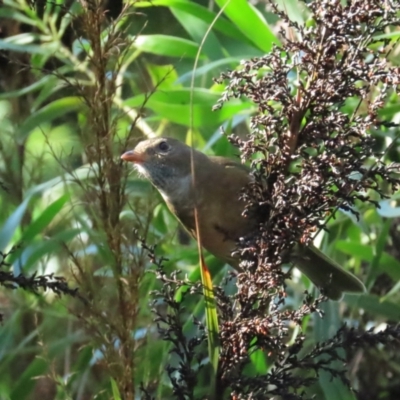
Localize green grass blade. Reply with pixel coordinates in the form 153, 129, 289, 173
199, 255, 220, 399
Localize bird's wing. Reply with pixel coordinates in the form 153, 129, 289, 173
189, 156, 254, 267
209, 156, 251, 174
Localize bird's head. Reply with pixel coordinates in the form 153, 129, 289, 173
121, 137, 203, 195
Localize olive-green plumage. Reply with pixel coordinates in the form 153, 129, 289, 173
122, 137, 365, 300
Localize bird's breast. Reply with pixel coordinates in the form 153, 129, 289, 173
159, 174, 199, 210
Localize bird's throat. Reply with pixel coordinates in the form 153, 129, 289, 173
136, 162, 198, 210
158, 174, 195, 207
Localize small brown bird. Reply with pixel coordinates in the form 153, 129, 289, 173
121, 137, 365, 300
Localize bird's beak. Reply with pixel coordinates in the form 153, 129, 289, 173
121, 150, 147, 164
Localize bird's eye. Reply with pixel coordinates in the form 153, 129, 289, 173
158, 141, 169, 152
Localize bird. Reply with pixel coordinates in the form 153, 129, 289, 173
121, 137, 365, 300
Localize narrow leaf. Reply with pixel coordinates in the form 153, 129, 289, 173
0, 197, 32, 252
200, 255, 220, 398
215, 0, 279, 52
135, 0, 253, 44
134, 34, 204, 58
18, 96, 83, 139
110, 378, 122, 400
124, 88, 253, 127
20, 194, 69, 243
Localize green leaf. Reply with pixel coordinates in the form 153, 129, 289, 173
382, 279, 400, 300
110, 378, 122, 400
135, 0, 253, 44
336, 240, 400, 282
273, 0, 308, 24
16, 229, 81, 271
171, 8, 224, 60
26, 163, 97, 197
0, 162, 98, 253
20, 195, 69, 243
345, 294, 400, 319
318, 369, 356, 400
374, 31, 400, 40
0, 197, 32, 252
134, 34, 204, 58
314, 302, 357, 400
378, 103, 400, 118
30, 73, 70, 111
177, 56, 244, 83
10, 358, 48, 400
124, 89, 253, 127
0, 75, 59, 100
367, 219, 391, 288
0, 7, 40, 27
248, 347, 268, 375
0, 166, 91, 253
146, 63, 180, 90
336, 241, 374, 260
215, 0, 279, 52
200, 257, 219, 399
0, 33, 59, 55
18, 96, 83, 139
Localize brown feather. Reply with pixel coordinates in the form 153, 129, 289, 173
122, 137, 365, 300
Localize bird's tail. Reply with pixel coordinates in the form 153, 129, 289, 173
294, 244, 366, 300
